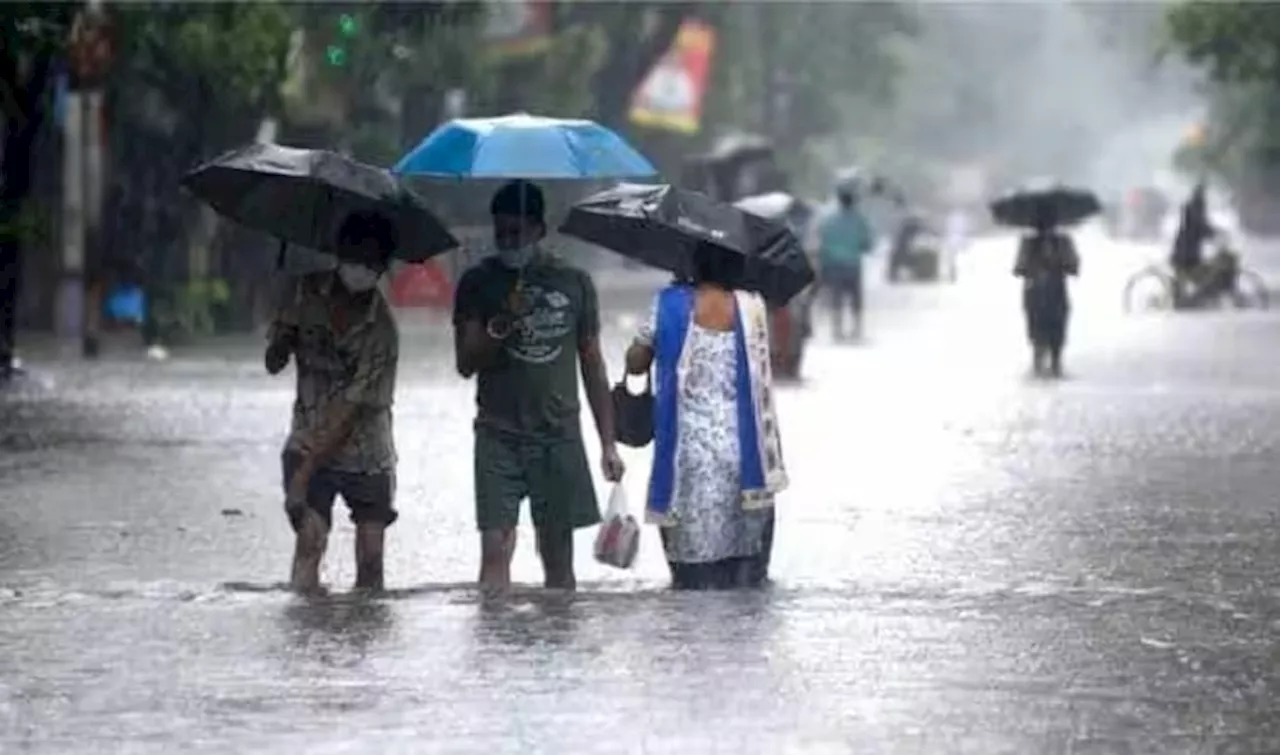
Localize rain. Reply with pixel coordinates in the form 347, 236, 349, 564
4, 1, 1280, 752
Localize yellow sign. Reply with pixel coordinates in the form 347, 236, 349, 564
629, 20, 716, 134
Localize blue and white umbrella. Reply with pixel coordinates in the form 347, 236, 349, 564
393, 112, 658, 180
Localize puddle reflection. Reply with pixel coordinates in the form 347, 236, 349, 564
278, 593, 397, 665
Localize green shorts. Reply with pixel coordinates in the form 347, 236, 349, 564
474, 427, 601, 533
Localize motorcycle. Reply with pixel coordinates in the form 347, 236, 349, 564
887, 222, 955, 283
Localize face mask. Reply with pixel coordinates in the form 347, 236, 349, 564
337, 263, 379, 293
498, 245, 536, 269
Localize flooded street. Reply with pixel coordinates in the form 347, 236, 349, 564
6, 233, 1280, 753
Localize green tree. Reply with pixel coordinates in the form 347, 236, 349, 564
1, 3, 76, 363
1164, 1, 1280, 217
103, 4, 295, 337
563, 2, 700, 128
1, 5, 72, 237
1166, 2, 1280, 85
701, 2, 913, 183
283, 4, 498, 164
111, 4, 294, 146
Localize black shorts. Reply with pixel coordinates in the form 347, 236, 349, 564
472, 427, 601, 533
281, 452, 397, 532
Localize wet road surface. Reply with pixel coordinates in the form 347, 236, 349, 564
5, 231, 1280, 753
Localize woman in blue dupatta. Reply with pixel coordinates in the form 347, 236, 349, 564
623, 244, 787, 589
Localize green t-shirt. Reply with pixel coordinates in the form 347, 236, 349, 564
453, 253, 600, 440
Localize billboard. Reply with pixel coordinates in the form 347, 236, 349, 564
628, 19, 716, 134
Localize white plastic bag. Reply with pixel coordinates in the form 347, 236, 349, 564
593, 484, 640, 569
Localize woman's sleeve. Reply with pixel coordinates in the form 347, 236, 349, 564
634, 292, 659, 347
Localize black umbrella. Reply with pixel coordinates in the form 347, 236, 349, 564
990, 182, 1101, 228
560, 183, 815, 306
182, 144, 459, 263
703, 132, 774, 163
733, 191, 814, 226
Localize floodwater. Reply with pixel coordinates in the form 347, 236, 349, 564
5, 232, 1280, 753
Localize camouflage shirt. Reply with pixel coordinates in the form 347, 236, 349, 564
270, 273, 399, 473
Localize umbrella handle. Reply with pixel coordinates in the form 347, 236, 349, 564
276, 239, 286, 270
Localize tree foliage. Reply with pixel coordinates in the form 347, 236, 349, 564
4, 1, 930, 338
1166, 2, 1280, 86
0, 3, 75, 223
1164, 1, 1280, 184
111, 4, 294, 144
694, 2, 912, 188
101, 4, 296, 306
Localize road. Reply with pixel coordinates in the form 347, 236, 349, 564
4, 230, 1280, 753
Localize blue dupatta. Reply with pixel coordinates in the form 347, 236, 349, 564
647, 285, 766, 520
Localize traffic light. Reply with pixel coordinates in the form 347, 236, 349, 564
326, 13, 359, 67
338, 13, 358, 37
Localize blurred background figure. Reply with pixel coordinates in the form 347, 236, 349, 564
1169, 181, 1215, 305
1014, 208, 1079, 378
885, 207, 952, 284
944, 207, 970, 260
817, 183, 875, 340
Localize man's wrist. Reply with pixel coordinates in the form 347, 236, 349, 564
486, 315, 513, 340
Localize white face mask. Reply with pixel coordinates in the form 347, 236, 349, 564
337, 263, 380, 293
498, 245, 536, 269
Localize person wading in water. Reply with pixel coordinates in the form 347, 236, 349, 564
1014, 207, 1079, 378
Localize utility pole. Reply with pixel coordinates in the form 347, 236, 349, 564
81, 0, 106, 357
62, 0, 111, 356
57, 78, 85, 349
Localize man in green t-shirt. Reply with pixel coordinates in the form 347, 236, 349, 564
453, 180, 625, 592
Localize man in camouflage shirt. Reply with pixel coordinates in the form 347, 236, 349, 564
266, 211, 400, 593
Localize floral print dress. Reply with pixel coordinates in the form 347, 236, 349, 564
661, 322, 772, 564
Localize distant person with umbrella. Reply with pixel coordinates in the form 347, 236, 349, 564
1013, 205, 1080, 377
452, 180, 625, 593
816, 184, 875, 340
992, 183, 1095, 377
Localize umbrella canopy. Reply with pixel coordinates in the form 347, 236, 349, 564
990, 182, 1101, 228
182, 144, 458, 263
393, 112, 659, 179
733, 191, 801, 220
734, 192, 815, 237
701, 132, 774, 164
561, 183, 815, 306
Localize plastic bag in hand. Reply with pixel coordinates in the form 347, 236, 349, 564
593, 484, 640, 569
